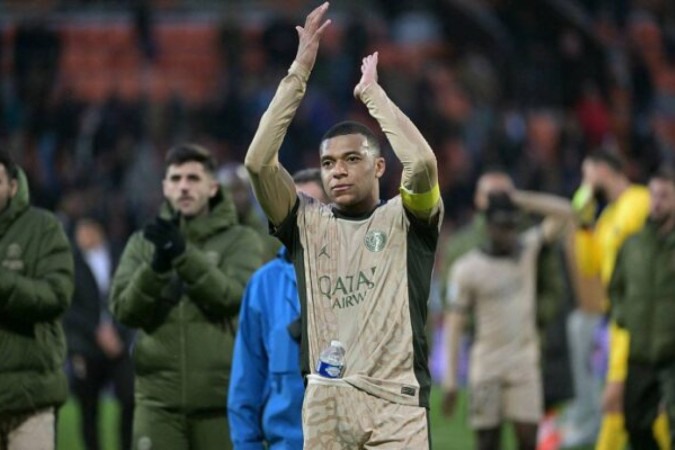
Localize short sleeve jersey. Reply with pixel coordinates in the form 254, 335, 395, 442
275, 194, 441, 407
447, 228, 544, 384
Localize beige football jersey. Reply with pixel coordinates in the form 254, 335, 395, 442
448, 228, 544, 385
276, 194, 441, 407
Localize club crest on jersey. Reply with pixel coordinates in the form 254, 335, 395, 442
364, 230, 386, 252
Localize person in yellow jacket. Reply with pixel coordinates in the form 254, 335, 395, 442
572, 150, 668, 450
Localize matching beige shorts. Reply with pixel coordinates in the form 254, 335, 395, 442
469, 376, 543, 429
302, 375, 429, 449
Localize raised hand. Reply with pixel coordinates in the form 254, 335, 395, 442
294, 2, 331, 72
354, 52, 378, 98
143, 216, 186, 273
354, 51, 379, 100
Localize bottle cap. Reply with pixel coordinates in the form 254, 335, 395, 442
331, 340, 344, 348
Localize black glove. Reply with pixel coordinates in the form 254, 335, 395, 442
143, 216, 186, 273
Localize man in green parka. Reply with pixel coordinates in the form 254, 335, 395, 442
110, 144, 262, 450
609, 167, 675, 449
0, 150, 74, 450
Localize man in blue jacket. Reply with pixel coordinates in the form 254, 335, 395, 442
228, 169, 327, 450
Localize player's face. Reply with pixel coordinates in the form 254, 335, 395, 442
0, 165, 18, 214
163, 162, 218, 218
320, 133, 385, 214
75, 220, 105, 251
649, 178, 675, 224
487, 221, 518, 254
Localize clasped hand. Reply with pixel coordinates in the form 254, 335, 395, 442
143, 216, 186, 272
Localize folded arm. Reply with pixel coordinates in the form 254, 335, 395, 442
0, 218, 74, 322
175, 227, 262, 319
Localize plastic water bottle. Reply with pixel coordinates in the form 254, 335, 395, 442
316, 340, 346, 378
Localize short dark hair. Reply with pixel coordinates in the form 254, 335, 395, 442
165, 143, 216, 174
320, 121, 380, 156
0, 150, 19, 180
586, 149, 624, 173
650, 166, 675, 186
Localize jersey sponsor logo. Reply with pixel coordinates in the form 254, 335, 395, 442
318, 266, 377, 309
364, 230, 387, 252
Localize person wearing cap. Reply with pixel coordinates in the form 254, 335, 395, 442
441, 190, 575, 450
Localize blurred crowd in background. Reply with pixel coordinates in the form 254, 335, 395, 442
1, 1, 675, 449
0, 0, 674, 252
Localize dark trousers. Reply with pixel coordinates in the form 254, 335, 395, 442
624, 360, 675, 450
70, 354, 134, 450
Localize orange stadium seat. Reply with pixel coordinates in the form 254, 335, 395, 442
57, 21, 221, 104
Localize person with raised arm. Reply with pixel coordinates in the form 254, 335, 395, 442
245, 3, 442, 448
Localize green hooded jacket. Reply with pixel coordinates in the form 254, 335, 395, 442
0, 170, 74, 414
110, 188, 262, 412
610, 222, 675, 365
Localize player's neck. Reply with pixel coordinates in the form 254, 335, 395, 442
332, 199, 383, 219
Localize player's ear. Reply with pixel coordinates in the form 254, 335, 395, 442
374, 156, 385, 178
9, 178, 17, 198
208, 177, 218, 198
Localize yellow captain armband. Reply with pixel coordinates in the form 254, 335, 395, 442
400, 184, 441, 213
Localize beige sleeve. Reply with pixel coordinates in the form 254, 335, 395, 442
244, 62, 310, 226
358, 83, 439, 198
